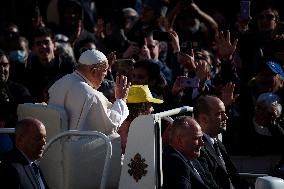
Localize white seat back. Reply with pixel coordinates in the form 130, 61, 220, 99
17, 103, 68, 189
17, 103, 122, 189
62, 133, 121, 189
255, 176, 284, 189
17, 103, 68, 139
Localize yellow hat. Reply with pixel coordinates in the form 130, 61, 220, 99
127, 85, 164, 104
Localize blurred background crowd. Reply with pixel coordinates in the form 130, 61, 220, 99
0, 0, 283, 160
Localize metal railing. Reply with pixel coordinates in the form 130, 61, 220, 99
153, 106, 193, 189
154, 106, 193, 118
0, 128, 15, 134
43, 130, 112, 189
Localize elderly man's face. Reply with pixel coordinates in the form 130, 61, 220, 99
180, 119, 204, 159
90, 61, 109, 88
19, 122, 47, 160
255, 68, 283, 93
254, 103, 281, 126
0, 55, 10, 84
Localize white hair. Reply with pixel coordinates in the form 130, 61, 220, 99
256, 92, 282, 117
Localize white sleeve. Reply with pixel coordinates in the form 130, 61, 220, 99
109, 99, 129, 125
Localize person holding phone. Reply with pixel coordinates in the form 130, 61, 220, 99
126, 0, 168, 56
171, 48, 214, 107
237, 5, 282, 83
167, 0, 218, 49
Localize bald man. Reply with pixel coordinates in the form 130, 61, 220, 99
162, 116, 219, 189
0, 118, 48, 189
194, 95, 242, 189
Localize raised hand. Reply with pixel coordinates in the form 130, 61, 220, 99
172, 76, 186, 95
122, 42, 141, 58
107, 51, 116, 71
213, 31, 238, 61
169, 30, 180, 53
139, 38, 151, 60
177, 50, 196, 72
220, 82, 239, 107
195, 60, 209, 83
94, 18, 105, 39
69, 20, 82, 46
115, 75, 131, 101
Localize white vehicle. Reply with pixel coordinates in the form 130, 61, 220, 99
1, 103, 283, 189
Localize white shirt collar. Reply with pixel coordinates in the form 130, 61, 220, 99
74, 70, 95, 88
203, 133, 216, 146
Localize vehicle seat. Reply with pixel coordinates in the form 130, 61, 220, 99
17, 103, 122, 189
255, 176, 284, 189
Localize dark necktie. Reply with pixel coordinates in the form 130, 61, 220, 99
213, 140, 235, 189
31, 162, 45, 189
188, 160, 204, 184
213, 140, 226, 168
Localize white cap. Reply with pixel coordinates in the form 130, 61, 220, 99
78, 49, 107, 65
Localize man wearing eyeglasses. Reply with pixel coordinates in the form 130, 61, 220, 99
48, 49, 130, 134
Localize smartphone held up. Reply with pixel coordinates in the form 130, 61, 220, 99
152, 30, 172, 42
240, 1, 251, 20
180, 77, 200, 88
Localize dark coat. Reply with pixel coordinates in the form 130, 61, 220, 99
0, 148, 48, 189
198, 137, 242, 189
163, 145, 218, 189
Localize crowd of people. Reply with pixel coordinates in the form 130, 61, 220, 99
0, 0, 284, 188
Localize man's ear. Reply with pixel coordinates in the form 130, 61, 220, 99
158, 41, 163, 53
52, 40, 56, 51
90, 65, 97, 73
279, 76, 284, 87
176, 134, 184, 148
199, 113, 208, 125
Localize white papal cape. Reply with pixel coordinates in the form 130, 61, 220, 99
48, 71, 129, 134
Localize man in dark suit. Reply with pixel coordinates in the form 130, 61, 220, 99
162, 116, 219, 189
194, 95, 242, 189
0, 118, 48, 189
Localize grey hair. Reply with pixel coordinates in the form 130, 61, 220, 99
168, 116, 193, 144
256, 92, 282, 117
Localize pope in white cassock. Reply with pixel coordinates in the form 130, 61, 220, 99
48, 49, 130, 134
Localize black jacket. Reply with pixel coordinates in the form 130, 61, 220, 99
163, 145, 219, 189
0, 148, 48, 189
198, 137, 242, 189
